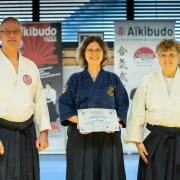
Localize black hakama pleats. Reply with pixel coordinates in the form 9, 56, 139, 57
66, 125, 126, 180
0, 116, 39, 180
138, 124, 180, 180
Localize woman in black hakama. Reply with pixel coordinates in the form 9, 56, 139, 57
59, 36, 129, 180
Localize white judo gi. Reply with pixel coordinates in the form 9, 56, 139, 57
125, 68, 180, 142
0, 49, 51, 131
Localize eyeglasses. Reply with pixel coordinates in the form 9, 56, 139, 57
159, 54, 178, 59
1, 30, 21, 35
86, 48, 103, 54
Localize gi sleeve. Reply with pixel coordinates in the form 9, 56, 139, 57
114, 77, 129, 127
34, 71, 51, 132
124, 77, 147, 143
58, 75, 77, 126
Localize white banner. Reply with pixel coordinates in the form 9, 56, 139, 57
114, 20, 175, 153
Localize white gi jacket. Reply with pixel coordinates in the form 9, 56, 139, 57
125, 68, 180, 143
0, 49, 51, 132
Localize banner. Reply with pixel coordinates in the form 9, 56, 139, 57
114, 20, 175, 153
21, 22, 66, 154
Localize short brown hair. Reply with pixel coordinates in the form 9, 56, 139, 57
76, 36, 110, 68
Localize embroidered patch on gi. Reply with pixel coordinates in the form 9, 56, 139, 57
63, 84, 68, 93
107, 87, 114, 96
23, 75, 32, 85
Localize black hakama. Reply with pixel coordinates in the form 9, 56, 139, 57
0, 116, 39, 180
66, 125, 126, 180
138, 124, 180, 180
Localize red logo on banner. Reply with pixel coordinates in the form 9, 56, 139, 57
117, 26, 125, 36
23, 75, 32, 85
134, 47, 156, 61
21, 24, 59, 67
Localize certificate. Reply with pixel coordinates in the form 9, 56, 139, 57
77, 108, 119, 133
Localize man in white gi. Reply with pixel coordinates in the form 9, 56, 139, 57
125, 39, 180, 180
0, 17, 51, 180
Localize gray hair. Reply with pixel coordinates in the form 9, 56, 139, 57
0, 17, 21, 30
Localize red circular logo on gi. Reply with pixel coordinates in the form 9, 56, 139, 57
23, 75, 32, 85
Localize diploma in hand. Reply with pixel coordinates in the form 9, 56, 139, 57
77, 108, 119, 133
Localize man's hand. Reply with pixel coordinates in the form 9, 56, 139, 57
36, 130, 49, 152
0, 140, 4, 155
135, 142, 148, 164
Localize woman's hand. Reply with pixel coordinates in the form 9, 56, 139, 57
118, 118, 123, 128
135, 142, 148, 164
69, 115, 91, 134
118, 118, 126, 128
68, 115, 78, 123
0, 140, 5, 155
77, 120, 91, 134
105, 118, 123, 133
